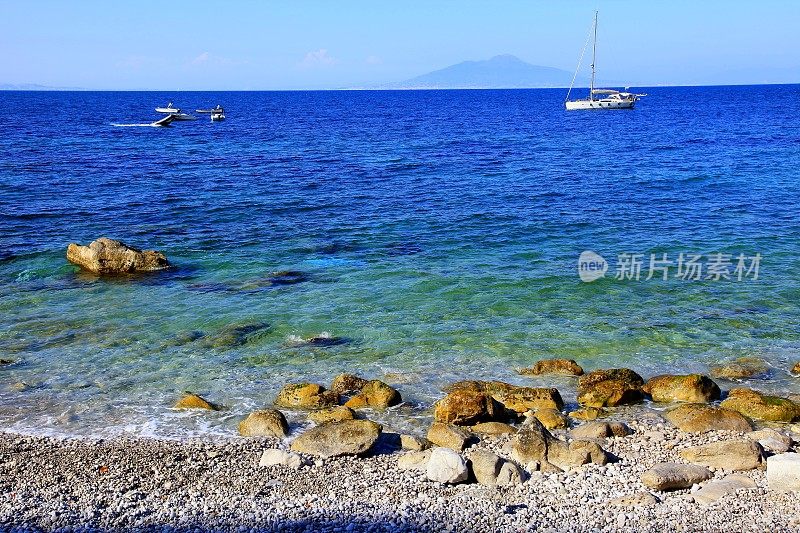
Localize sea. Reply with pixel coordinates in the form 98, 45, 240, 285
0, 85, 799, 438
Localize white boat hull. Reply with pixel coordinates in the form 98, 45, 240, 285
211, 113, 225, 121
565, 99, 635, 110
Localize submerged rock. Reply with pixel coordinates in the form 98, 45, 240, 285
290, 419, 381, 458
0, 359, 14, 366
308, 406, 355, 424
286, 332, 347, 348
710, 357, 770, 380
664, 403, 752, 433
203, 322, 270, 349
174, 393, 219, 410
641, 462, 712, 491
274, 383, 340, 410
643, 374, 721, 403
679, 439, 763, 471
238, 409, 289, 438
433, 389, 505, 426
720, 388, 800, 422
66, 237, 170, 274
264, 270, 309, 286
344, 380, 401, 409
577, 368, 644, 407
518, 358, 584, 376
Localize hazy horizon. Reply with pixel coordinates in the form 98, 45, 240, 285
2, 0, 799, 90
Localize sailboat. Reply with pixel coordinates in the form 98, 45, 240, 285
565, 12, 645, 110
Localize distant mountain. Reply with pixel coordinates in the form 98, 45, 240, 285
0, 83, 87, 91
388, 54, 584, 89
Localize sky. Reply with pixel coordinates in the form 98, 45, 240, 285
1, 0, 799, 90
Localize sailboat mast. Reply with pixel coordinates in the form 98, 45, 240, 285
590, 11, 597, 101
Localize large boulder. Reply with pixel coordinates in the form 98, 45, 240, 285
720, 388, 800, 422
343, 380, 402, 409
330, 373, 369, 394
510, 417, 608, 471
426, 448, 468, 484
426, 422, 470, 450
274, 383, 340, 410
239, 409, 289, 438
767, 453, 800, 491
679, 440, 764, 471
433, 389, 505, 425
664, 403, 752, 433
643, 374, 720, 403
641, 463, 712, 491
444, 380, 563, 413
577, 368, 644, 407
289, 420, 381, 458
174, 393, 218, 410
518, 359, 584, 376
67, 238, 169, 274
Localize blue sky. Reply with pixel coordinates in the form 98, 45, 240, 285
1, 0, 799, 89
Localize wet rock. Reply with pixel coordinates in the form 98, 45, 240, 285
274, 383, 340, 410
397, 449, 432, 471
767, 453, 800, 491
400, 434, 430, 451
427, 422, 471, 450
518, 359, 584, 376
426, 448, 468, 484
289, 419, 381, 458
174, 393, 218, 410
747, 428, 792, 453
162, 330, 205, 348
577, 368, 644, 407
10, 381, 30, 392
679, 440, 763, 471
568, 407, 609, 421
265, 270, 309, 286
330, 373, 369, 394
641, 463, 713, 491
444, 380, 563, 412
470, 422, 517, 435
720, 388, 800, 422
710, 357, 769, 380
66, 237, 170, 274
259, 449, 305, 469
286, 332, 347, 347
643, 374, 721, 403
238, 409, 289, 438
204, 322, 270, 349
792, 362, 800, 375
531, 408, 568, 430
0, 359, 15, 366
308, 406, 355, 424
344, 380, 401, 409
433, 389, 505, 425
692, 475, 756, 505
571, 421, 632, 440
664, 403, 753, 433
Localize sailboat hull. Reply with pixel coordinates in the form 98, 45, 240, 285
565, 99, 635, 110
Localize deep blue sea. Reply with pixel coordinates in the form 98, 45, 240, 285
1, 86, 799, 437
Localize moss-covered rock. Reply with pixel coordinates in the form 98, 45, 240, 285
664, 403, 752, 433
274, 383, 340, 410
643, 374, 721, 403
577, 368, 644, 407
720, 388, 800, 422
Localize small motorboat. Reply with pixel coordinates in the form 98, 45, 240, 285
210, 105, 225, 121
171, 113, 197, 121
151, 114, 176, 127
155, 102, 180, 114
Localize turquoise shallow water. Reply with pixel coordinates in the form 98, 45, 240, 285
0, 86, 799, 437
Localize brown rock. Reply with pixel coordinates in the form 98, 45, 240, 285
710, 358, 769, 380
720, 388, 800, 423
664, 403, 752, 433
433, 389, 504, 425
427, 422, 471, 450
641, 463, 712, 491
443, 380, 563, 413
238, 409, 289, 438
344, 380, 401, 409
330, 373, 368, 394
470, 422, 517, 435
577, 368, 644, 407
400, 434, 430, 451
531, 408, 568, 430
792, 362, 800, 375
568, 407, 609, 421
290, 419, 381, 458
643, 374, 721, 403
274, 383, 340, 410
308, 406, 355, 424
174, 393, 218, 410
510, 417, 608, 470
679, 440, 764, 471
571, 421, 632, 440
66, 238, 170, 274
518, 358, 584, 376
